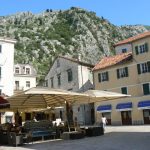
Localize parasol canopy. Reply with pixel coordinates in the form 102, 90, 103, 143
7, 87, 89, 110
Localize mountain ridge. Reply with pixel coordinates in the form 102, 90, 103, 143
0, 7, 149, 81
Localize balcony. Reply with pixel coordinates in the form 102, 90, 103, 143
14, 86, 24, 94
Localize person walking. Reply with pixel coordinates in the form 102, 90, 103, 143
101, 114, 108, 131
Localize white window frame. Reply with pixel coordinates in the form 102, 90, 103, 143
101, 72, 107, 82
26, 68, 30, 74
26, 81, 30, 88
15, 67, 20, 74
119, 68, 127, 78
140, 62, 148, 73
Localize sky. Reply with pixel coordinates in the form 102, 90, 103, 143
0, 0, 149, 26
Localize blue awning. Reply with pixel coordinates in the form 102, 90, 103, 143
138, 100, 150, 109
97, 104, 112, 112
116, 102, 132, 111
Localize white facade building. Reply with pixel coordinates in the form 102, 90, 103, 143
45, 56, 95, 125
14, 64, 37, 93
0, 37, 16, 124
0, 37, 16, 96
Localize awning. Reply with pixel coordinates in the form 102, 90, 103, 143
138, 100, 150, 109
97, 104, 111, 112
116, 102, 132, 111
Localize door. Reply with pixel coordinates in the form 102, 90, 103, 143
102, 112, 111, 125
121, 111, 132, 125
143, 110, 150, 124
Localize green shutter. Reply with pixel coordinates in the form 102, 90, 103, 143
137, 64, 141, 74
125, 67, 128, 77
121, 87, 127, 94
147, 61, 150, 72
135, 46, 139, 55
143, 83, 150, 95
117, 69, 120, 79
145, 43, 148, 52
98, 73, 101, 82
106, 71, 109, 81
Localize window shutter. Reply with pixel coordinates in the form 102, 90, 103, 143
145, 43, 148, 52
143, 83, 150, 95
117, 69, 120, 79
106, 71, 109, 81
98, 73, 101, 82
135, 46, 139, 55
125, 67, 128, 77
147, 61, 150, 72
137, 64, 141, 74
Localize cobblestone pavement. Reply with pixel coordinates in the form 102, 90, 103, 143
0, 125, 150, 150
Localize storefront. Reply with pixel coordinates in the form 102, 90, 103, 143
138, 100, 150, 124
116, 102, 132, 125
97, 104, 112, 125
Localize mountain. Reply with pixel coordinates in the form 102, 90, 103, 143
0, 7, 149, 81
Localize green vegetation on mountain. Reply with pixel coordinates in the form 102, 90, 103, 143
0, 7, 149, 81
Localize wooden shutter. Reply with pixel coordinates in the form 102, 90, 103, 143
98, 73, 101, 82
143, 83, 150, 95
117, 69, 120, 79
106, 71, 109, 81
137, 64, 141, 74
147, 61, 150, 72
125, 67, 128, 77
135, 46, 139, 55
145, 43, 148, 52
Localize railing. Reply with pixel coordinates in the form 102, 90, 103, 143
14, 86, 24, 91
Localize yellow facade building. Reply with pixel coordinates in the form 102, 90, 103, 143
93, 31, 150, 125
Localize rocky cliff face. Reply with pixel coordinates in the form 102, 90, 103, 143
0, 7, 148, 80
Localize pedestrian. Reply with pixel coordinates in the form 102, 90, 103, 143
101, 114, 108, 131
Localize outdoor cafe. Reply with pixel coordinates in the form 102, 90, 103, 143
0, 87, 129, 146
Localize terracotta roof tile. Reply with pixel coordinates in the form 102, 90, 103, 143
114, 31, 150, 46
93, 52, 132, 71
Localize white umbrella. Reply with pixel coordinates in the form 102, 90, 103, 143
84, 90, 130, 103
8, 87, 89, 110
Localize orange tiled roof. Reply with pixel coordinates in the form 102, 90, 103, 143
93, 52, 132, 71
114, 31, 150, 47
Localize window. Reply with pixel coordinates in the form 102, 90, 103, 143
15, 67, 20, 74
50, 77, 54, 88
137, 61, 150, 74
135, 43, 148, 55
57, 59, 60, 68
0, 45, 2, 53
15, 81, 19, 90
122, 48, 127, 53
5, 116, 12, 123
143, 83, 150, 95
26, 81, 30, 88
98, 72, 109, 82
26, 68, 30, 74
57, 74, 61, 86
45, 80, 48, 87
117, 67, 128, 79
67, 69, 73, 82
121, 87, 128, 94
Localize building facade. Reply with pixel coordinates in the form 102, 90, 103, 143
45, 56, 94, 125
14, 64, 37, 93
93, 31, 150, 125
0, 38, 16, 96
0, 37, 16, 124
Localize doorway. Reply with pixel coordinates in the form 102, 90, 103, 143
143, 109, 150, 124
121, 111, 132, 125
102, 112, 111, 125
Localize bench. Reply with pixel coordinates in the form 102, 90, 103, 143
22, 120, 56, 143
